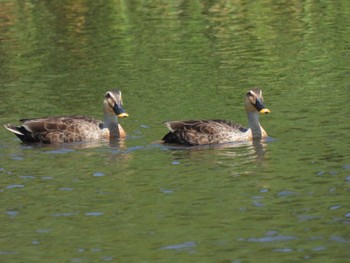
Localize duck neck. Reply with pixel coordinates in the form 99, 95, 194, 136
247, 111, 263, 139
103, 113, 120, 138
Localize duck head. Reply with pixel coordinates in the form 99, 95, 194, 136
104, 90, 129, 118
245, 88, 270, 114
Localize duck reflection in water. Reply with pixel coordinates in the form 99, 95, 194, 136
162, 138, 270, 163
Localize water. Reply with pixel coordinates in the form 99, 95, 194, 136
1, 1, 350, 262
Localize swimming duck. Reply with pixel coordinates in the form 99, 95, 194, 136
162, 88, 270, 146
4, 90, 128, 144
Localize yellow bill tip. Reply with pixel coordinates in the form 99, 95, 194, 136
260, 108, 271, 114
118, 113, 129, 118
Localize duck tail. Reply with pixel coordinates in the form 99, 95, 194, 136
4, 125, 24, 135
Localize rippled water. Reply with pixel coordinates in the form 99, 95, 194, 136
0, 1, 349, 262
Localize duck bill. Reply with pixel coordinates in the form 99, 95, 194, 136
118, 112, 129, 118
255, 100, 271, 114
113, 104, 129, 118
259, 108, 270, 114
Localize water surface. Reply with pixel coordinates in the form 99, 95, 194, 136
0, 1, 349, 262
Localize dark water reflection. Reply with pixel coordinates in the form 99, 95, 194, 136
1, 1, 350, 262
161, 139, 270, 165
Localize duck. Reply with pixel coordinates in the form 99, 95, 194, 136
4, 90, 129, 144
162, 88, 270, 146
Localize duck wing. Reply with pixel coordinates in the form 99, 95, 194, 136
162, 120, 247, 146
5, 116, 102, 143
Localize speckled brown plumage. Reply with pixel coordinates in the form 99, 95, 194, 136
162, 120, 248, 146
4, 90, 128, 144
162, 88, 270, 146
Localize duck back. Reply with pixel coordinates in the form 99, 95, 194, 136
7, 116, 103, 143
162, 120, 247, 146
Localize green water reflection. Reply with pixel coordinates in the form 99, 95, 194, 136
0, 1, 349, 262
